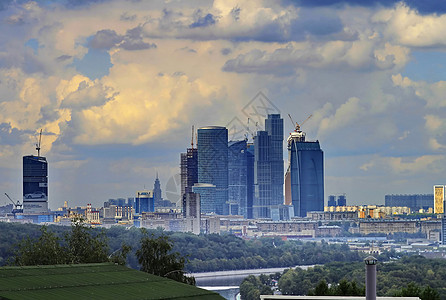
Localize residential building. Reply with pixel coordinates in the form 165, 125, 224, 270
385, 194, 434, 211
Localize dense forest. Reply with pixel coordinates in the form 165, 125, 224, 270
0, 222, 375, 272
240, 255, 444, 300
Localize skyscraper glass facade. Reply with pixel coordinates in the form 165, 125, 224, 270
246, 143, 255, 219
197, 126, 228, 215
288, 138, 324, 217
254, 131, 271, 218
265, 114, 284, 207
23, 155, 48, 214
228, 140, 248, 217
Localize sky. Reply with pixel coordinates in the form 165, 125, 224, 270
1, 0, 446, 209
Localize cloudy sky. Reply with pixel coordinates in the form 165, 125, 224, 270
1, 0, 446, 209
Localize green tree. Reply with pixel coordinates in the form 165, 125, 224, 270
420, 285, 440, 300
314, 280, 329, 296
136, 230, 195, 285
12, 226, 67, 266
65, 218, 109, 264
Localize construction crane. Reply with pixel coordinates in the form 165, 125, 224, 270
288, 114, 312, 132
36, 129, 42, 157
5, 193, 23, 214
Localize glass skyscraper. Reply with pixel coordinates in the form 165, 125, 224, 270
246, 143, 255, 219
253, 114, 284, 219
287, 129, 324, 217
228, 140, 248, 216
197, 126, 228, 215
265, 114, 284, 207
254, 130, 271, 218
23, 155, 48, 214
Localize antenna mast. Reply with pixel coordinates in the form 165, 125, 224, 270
36, 129, 42, 157
191, 125, 194, 149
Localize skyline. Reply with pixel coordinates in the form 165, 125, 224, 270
1, 0, 446, 209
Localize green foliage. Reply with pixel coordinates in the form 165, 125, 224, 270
393, 282, 440, 300
12, 226, 67, 266
10, 219, 117, 266
65, 218, 109, 264
136, 229, 195, 285
240, 275, 273, 300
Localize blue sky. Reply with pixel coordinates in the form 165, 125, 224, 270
1, 0, 446, 209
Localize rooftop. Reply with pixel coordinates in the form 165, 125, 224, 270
0, 263, 223, 300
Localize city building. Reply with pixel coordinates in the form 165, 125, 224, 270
328, 195, 336, 207
228, 140, 248, 216
434, 186, 445, 214
246, 143, 255, 219
337, 195, 346, 206
265, 114, 284, 208
286, 123, 324, 217
192, 183, 216, 214
182, 192, 201, 234
180, 148, 198, 200
22, 155, 49, 214
153, 173, 163, 206
197, 126, 228, 215
135, 190, 154, 214
385, 194, 434, 211
254, 130, 271, 218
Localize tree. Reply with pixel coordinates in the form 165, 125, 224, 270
136, 230, 195, 285
12, 226, 67, 266
420, 285, 440, 300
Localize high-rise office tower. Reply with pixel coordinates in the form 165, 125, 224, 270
197, 126, 228, 215
286, 124, 324, 217
228, 140, 248, 216
23, 155, 48, 214
180, 148, 198, 198
135, 190, 154, 214
254, 130, 272, 218
246, 143, 255, 219
265, 114, 284, 207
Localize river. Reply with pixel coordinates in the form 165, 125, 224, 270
192, 265, 315, 300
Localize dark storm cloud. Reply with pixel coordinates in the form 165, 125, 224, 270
285, 0, 446, 14
88, 27, 156, 51
189, 10, 217, 28
89, 29, 123, 50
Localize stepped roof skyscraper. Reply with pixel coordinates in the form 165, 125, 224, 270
285, 119, 324, 217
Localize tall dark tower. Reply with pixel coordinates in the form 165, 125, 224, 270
286, 118, 324, 217
23, 155, 48, 214
228, 140, 248, 216
254, 130, 271, 218
265, 114, 284, 207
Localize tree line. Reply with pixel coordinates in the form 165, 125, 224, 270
4, 220, 194, 285
240, 255, 444, 300
0, 222, 373, 273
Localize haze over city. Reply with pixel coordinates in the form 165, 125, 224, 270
1, 0, 446, 209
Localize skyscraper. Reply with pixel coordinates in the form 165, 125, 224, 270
254, 130, 271, 218
135, 190, 154, 214
153, 173, 163, 206
228, 140, 248, 216
197, 126, 228, 215
180, 148, 198, 198
23, 155, 48, 214
265, 114, 284, 207
286, 126, 324, 217
246, 143, 255, 219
